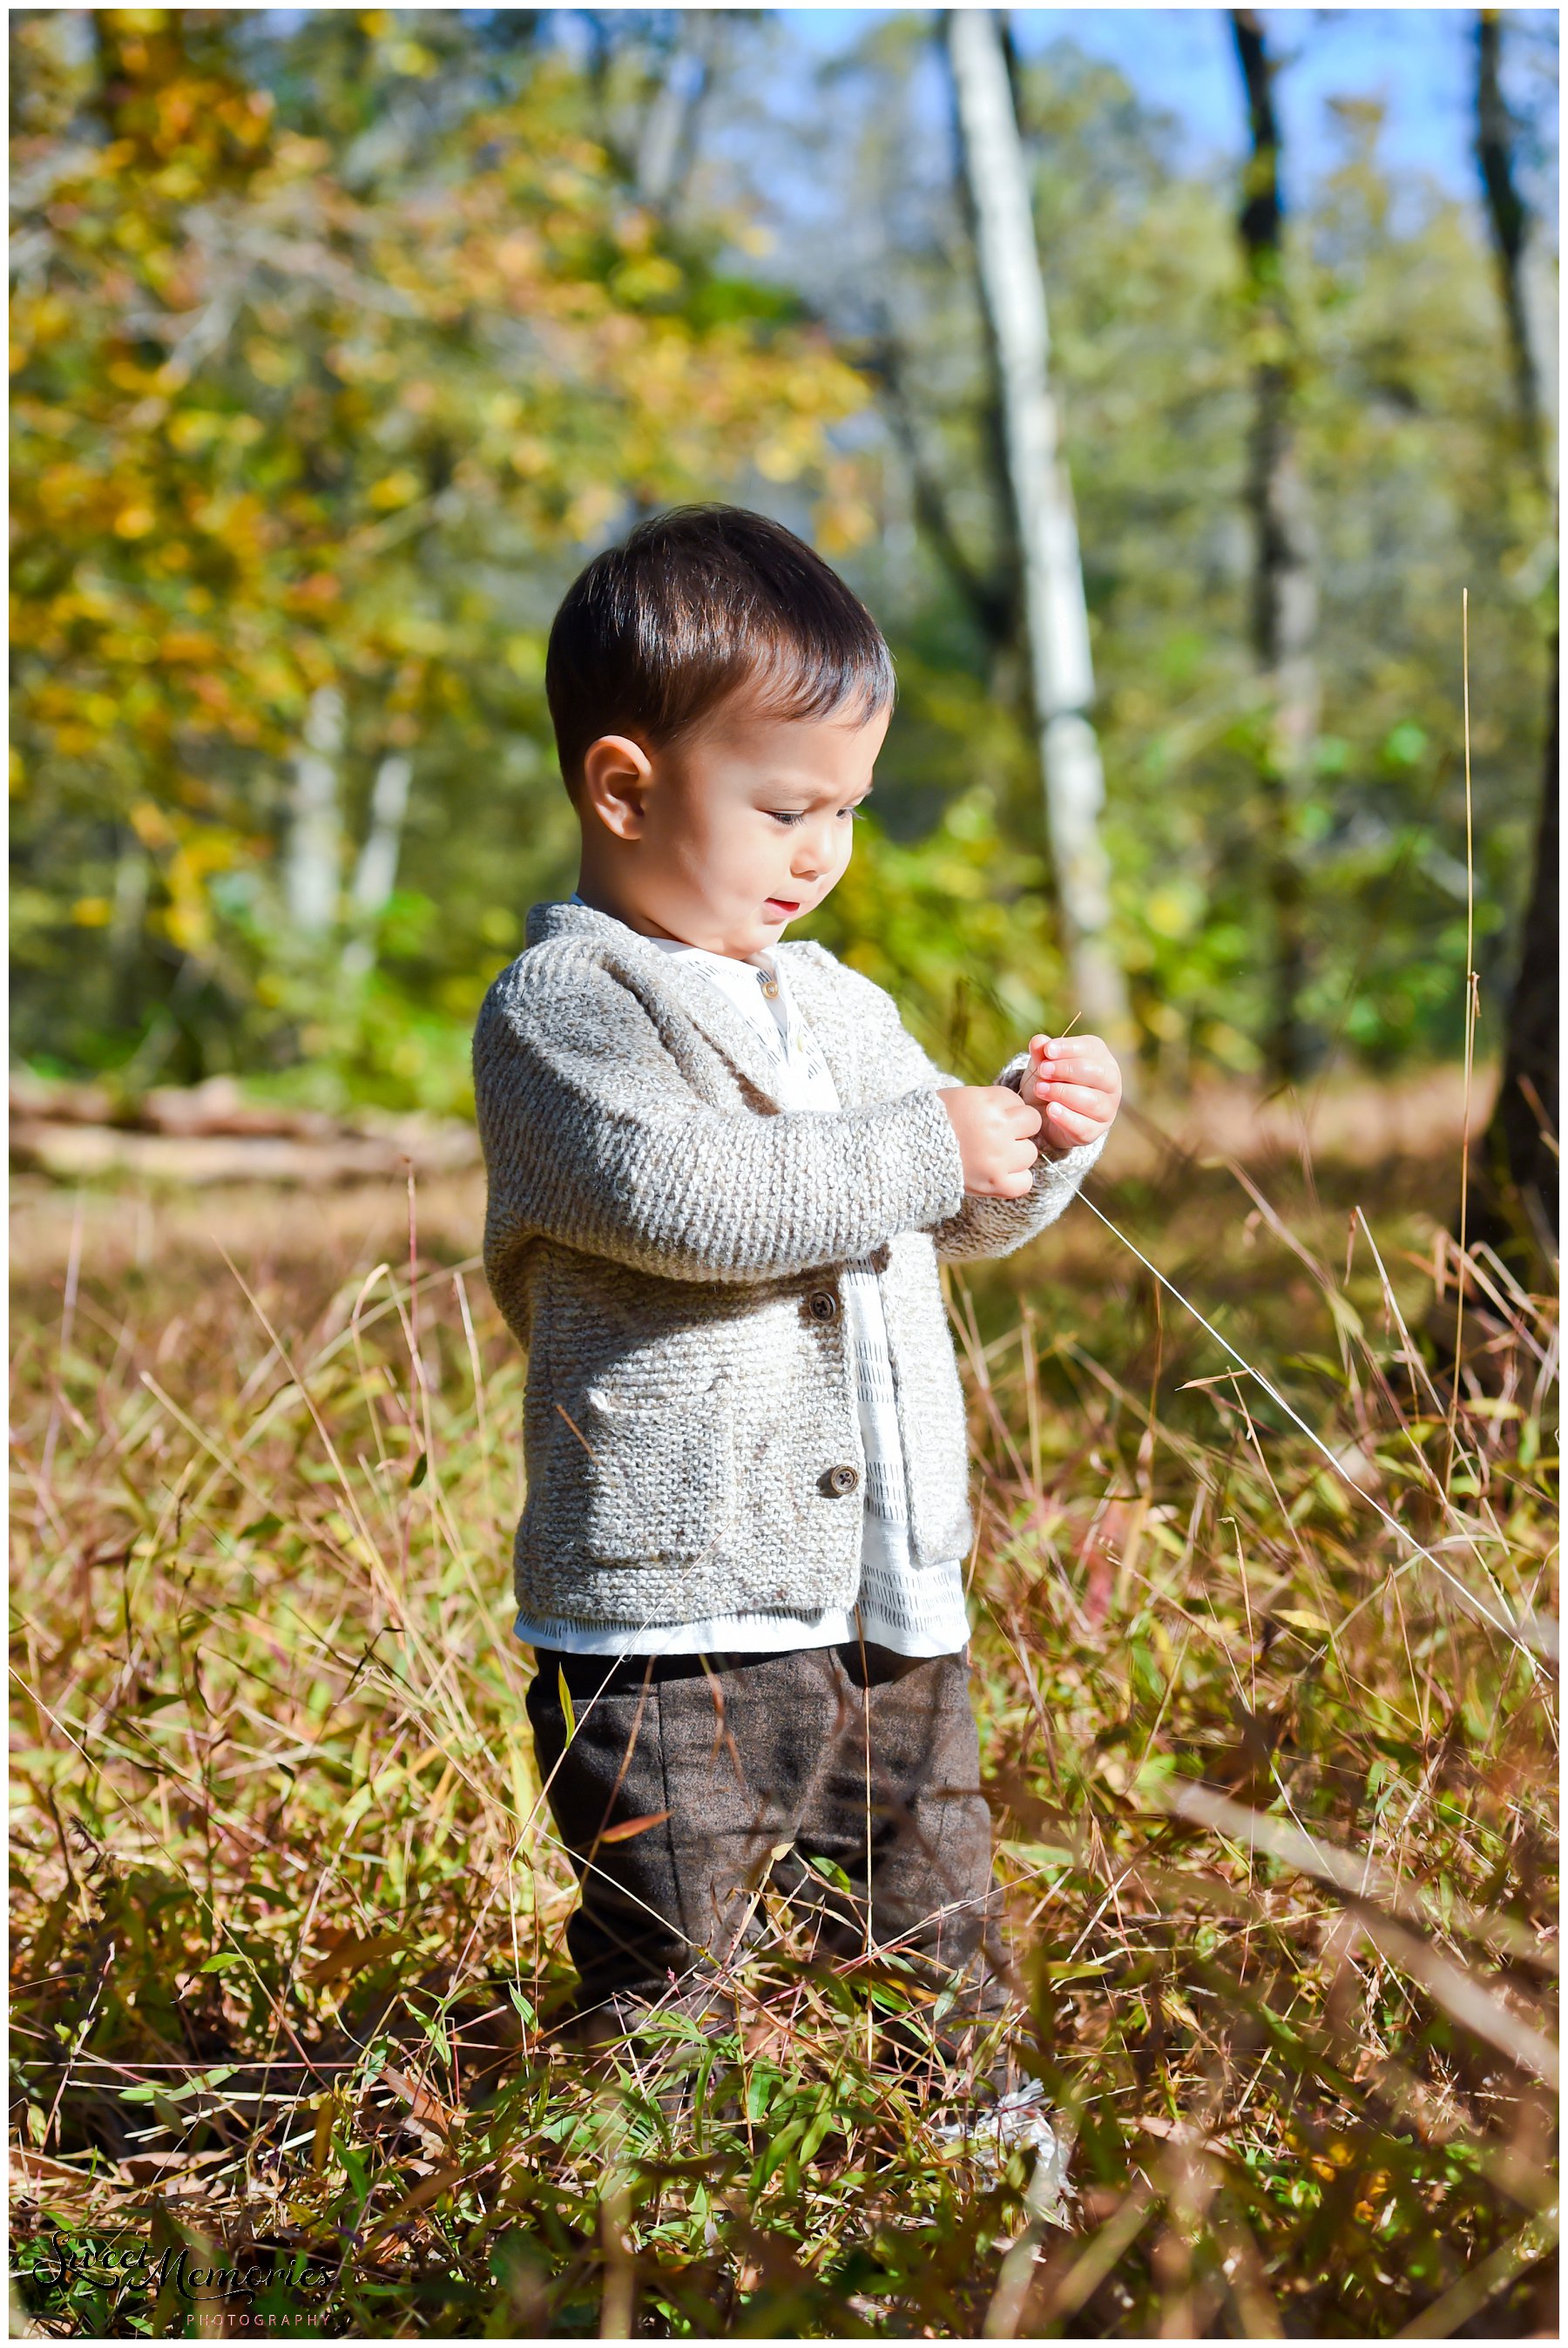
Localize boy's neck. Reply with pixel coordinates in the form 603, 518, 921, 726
571, 881, 768, 967
572, 878, 686, 944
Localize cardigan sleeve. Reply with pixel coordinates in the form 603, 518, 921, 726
927, 1049, 1106, 1263
474, 954, 969, 1289
814, 959, 1105, 1264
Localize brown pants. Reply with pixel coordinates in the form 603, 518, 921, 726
526, 1641, 1009, 2034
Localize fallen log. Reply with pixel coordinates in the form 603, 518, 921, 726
10, 1119, 479, 1187
10, 1073, 480, 1186
10, 1071, 340, 1140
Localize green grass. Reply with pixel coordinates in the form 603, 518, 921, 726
9, 1086, 1558, 2337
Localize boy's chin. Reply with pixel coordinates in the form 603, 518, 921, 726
731, 905, 794, 946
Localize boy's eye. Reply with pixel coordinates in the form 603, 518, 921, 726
766, 801, 870, 827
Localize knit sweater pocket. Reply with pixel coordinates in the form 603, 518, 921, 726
575, 1370, 736, 1566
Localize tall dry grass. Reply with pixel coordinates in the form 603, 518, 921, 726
9, 1079, 1558, 2337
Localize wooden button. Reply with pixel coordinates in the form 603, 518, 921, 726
827, 1465, 860, 1497
807, 1290, 839, 1323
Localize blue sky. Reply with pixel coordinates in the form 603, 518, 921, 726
781, 7, 1558, 215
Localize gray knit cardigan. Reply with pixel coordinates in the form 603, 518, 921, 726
473, 899, 1104, 1627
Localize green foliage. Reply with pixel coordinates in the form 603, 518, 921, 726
821, 29, 1553, 1081
7, 11, 1557, 1107
10, 8, 873, 1101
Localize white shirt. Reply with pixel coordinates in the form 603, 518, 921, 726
511, 910, 970, 1661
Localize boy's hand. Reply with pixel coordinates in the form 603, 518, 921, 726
1020, 1033, 1122, 1156
938, 1085, 1044, 1199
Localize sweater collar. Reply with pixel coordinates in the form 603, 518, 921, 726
524, 897, 830, 1109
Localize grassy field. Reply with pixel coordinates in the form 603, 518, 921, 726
9, 1070, 1558, 2338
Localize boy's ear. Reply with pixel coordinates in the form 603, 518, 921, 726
579, 734, 654, 839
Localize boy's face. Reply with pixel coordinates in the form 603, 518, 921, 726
577, 691, 890, 960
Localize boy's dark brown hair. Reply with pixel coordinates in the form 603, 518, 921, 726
544, 504, 895, 794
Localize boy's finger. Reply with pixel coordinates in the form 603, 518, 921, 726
985, 1160, 1037, 1196
1044, 1101, 1096, 1142
1038, 1066, 1109, 1092
1037, 1081, 1109, 1117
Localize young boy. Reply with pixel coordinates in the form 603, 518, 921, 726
473, 504, 1121, 2082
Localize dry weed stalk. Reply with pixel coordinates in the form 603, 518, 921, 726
9, 1073, 1558, 2335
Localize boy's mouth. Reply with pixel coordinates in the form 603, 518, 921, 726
764, 897, 801, 918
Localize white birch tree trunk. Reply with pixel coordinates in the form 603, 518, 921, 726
946, 7, 1131, 1047
350, 754, 412, 917
286, 684, 345, 937
636, 39, 706, 209
342, 752, 413, 978
635, 14, 721, 218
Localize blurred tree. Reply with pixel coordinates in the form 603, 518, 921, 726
1231, 10, 1319, 1085
10, 6, 871, 1104
946, 7, 1132, 1053
1466, 633, 1557, 1273
1477, 9, 1556, 492
1463, 10, 1558, 1275
769, 21, 1547, 1091
9, 10, 1556, 1111
573, 9, 739, 220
